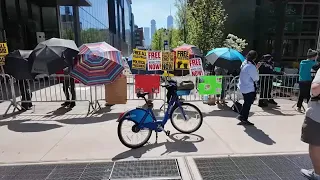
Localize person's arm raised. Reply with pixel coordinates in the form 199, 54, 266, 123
311, 69, 320, 97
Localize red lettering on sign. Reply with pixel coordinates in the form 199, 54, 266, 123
148, 63, 161, 70
190, 59, 201, 66
192, 71, 203, 76
148, 51, 160, 59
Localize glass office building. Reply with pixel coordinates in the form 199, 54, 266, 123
0, 0, 91, 52
60, 0, 133, 56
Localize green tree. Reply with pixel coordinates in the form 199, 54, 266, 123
187, 0, 227, 54
174, 0, 188, 43
81, 28, 108, 44
151, 28, 182, 50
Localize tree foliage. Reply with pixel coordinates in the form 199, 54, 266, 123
186, 0, 227, 54
151, 28, 183, 50
61, 28, 109, 44
223, 34, 248, 52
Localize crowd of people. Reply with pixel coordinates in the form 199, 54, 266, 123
234, 48, 320, 179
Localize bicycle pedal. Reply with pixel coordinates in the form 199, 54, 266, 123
165, 131, 170, 136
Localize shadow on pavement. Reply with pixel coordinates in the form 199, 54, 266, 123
44, 107, 72, 118
243, 126, 276, 145
56, 113, 120, 125
112, 133, 204, 160
0, 119, 63, 132
203, 110, 254, 118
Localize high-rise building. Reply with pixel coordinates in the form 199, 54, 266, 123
151, 19, 157, 42
134, 25, 144, 47
222, 0, 320, 63
144, 27, 151, 48
167, 15, 174, 29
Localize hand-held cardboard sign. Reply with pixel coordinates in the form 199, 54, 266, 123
147, 51, 162, 71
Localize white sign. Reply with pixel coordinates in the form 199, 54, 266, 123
147, 51, 162, 71
189, 58, 204, 76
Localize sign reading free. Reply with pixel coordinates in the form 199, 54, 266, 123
147, 51, 162, 71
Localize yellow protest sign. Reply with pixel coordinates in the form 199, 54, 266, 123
132, 49, 147, 70
161, 51, 174, 71
175, 50, 189, 70
0, 43, 8, 56
0, 56, 5, 66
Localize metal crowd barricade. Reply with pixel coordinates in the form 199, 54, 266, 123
95, 75, 167, 109
0, 74, 22, 116
257, 74, 299, 101
15, 74, 95, 114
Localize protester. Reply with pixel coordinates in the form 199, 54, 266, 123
300, 68, 320, 180
297, 49, 318, 112
18, 80, 32, 110
57, 67, 76, 108
214, 66, 228, 104
257, 54, 282, 107
236, 50, 259, 126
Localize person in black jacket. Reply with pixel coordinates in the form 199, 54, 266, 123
257, 54, 282, 107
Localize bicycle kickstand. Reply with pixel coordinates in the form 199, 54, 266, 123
155, 132, 158, 143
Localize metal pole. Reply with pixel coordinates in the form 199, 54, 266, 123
72, 6, 81, 46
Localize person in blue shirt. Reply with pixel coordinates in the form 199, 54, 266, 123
237, 50, 259, 126
297, 49, 318, 112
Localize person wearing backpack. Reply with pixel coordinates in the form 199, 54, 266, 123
236, 50, 259, 126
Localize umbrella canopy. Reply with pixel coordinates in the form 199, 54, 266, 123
70, 42, 124, 85
29, 38, 79, 75
173, 44, 202, 57
206, 48, 245, 71
4, 50, 37, 80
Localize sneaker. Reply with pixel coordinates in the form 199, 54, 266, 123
268, 99, 278, 105
238, 121, 254, 126
301, 169, 320, 180
61, 102, 70, 107
236, 115, 244, 121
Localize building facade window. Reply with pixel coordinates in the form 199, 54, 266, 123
298, 39, 316, 57
286, 4, 302, 16
42, 7, 59, 39
282, 39, 298, 57
304, 4, 319, 16
302, 21, 318, 32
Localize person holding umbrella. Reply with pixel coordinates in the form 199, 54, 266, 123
56, 67, 76, 108
237, 50, 259, 126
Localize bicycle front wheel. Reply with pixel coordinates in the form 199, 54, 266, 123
117, 119, 152, 149
170, 103, 203, 134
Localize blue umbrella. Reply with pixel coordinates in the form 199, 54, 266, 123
206, 48, 245, 71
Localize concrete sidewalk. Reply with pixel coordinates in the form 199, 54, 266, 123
0, 99, 307, 164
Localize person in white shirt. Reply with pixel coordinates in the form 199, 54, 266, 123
237, 50, 259, 126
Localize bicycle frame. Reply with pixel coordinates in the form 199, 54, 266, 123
117, 90, 187, 132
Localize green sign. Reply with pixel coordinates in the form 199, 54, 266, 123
274, 67, 281, 73
197, 76, 222, 95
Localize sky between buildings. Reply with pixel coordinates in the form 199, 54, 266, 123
132, 0, 177, 28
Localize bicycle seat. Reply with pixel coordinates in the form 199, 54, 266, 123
137, 92, 149, 98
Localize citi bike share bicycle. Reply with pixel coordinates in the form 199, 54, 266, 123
117, 79, 203, 149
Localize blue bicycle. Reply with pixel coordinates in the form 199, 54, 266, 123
117, 79, 203, 149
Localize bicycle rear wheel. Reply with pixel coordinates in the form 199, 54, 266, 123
117, 119, 152, 149
170, 103, 203, 134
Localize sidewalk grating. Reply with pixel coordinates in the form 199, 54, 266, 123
194, 154, 311, 180
0, 159, 181, 180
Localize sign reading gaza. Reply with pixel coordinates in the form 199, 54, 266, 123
132, 49, 147, 70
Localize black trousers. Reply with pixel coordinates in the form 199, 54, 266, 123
18, 80, 32, 109
240, 92, 256, 121
62, 78, 76, 102
297, 81, 312, 108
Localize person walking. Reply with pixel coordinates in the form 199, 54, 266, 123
236, 50, 259, 126
257, 54, 282, 107
300, 67, 320, 180
297, 49, 318, 112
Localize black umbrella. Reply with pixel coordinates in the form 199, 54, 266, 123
4, 50, 37, 80
29, 38, 79, 75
